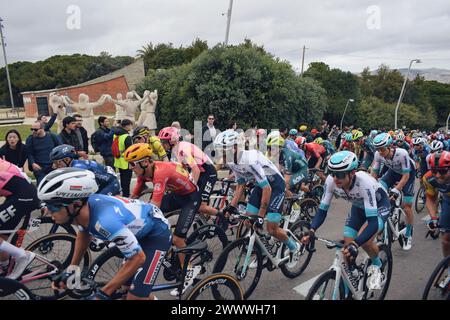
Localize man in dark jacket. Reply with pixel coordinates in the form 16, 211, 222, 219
26, 121, 62, 184
37, 113, 57, 132
73, 114, 89, 154
59, 116, 88, 159
94, 116, 115, 168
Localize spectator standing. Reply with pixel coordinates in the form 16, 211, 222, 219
92, 116, 115, 169
73, 114, 89, 154
37, 113, 57, 132
202, 114, 218, 151
0, 130, 29, 169
59, 116, 88, 159
25, 121, 61, 184
113, 119, 133, 197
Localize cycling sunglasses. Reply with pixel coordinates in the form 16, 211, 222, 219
46, 204, 64, 213
431, 168, 449, 175
129, 159, 147, 168
329, 171, 348, 179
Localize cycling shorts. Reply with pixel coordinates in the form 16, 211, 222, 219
197, 163, 217, 203
380, 168, 415, 204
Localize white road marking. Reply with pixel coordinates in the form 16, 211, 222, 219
293, 273, 324, 297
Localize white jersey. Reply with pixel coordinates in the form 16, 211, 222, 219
227, 150, 284, 187
319, 171, 388, 217
372, 147, 415, 175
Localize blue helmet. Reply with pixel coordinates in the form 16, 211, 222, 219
328, 151, 359, 172
370, 130, 378, 138
289, 129, 298, 136
373, 133, 393, 149
345, 133, 353, 142
50, 144, 77, 161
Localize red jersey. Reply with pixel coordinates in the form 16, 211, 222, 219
304, 143, 326, 159
132, 161, 197, 203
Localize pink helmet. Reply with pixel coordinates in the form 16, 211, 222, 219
256, 129, 266, 136
158, 127, 180, 144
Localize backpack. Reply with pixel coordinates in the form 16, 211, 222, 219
112, 135, 121, 158
91, 130, 100, 153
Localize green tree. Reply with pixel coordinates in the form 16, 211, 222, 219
136, 42, 327, 131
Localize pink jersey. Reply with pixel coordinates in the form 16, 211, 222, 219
0, 159, 28, 197
172, 141, 213, 172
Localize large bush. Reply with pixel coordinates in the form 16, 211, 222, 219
136, 42, 327, 131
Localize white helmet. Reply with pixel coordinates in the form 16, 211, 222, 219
38, 168, 98, 205
213, 130, 243, 149
412, 137, 425, 146
430, 140, 444, 152
266, 130, 281, 140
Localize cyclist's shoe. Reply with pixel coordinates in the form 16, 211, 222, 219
366, 265, 382, 290
6, 251, 35, 280
286, 243, 301, 268
438, 274, 449, 289
169, 265, 202, 297
402, 236, 412, 251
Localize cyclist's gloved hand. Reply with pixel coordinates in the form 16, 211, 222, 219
223, 205, 239, 217
253, 217, 264, 229
343, 243, 358, 260
86, 289, 112, 300
389, 188, 401, 199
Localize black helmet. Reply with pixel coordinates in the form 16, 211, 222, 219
133, 126, 150, 138
50, 144, 77, 161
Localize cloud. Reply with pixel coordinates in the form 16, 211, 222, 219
0, 0, 449, 72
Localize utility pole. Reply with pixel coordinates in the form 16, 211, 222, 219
301, 45, 306, 76
0, 18, 15, 110
224, 0, 234, 45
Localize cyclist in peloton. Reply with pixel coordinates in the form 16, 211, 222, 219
0, 159, 40, 279
132, 126, 169, 162
423, 151, 450, 285
301, 151, 391, 289
371, 132, 416, 251
266, 133, 309, 198
213, 130, 301, 258
123, 143, 201, 296
39, 168, 171, 300
50, 144, 121, 196
296, 136, 327, 182
426, 140, 445, 169
412, 137, 431, 179
158, 126, 220, 220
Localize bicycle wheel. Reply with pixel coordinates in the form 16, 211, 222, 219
10, 216, 76, 250
422, 256, 450, 300
362, 243, 392, 300
185, 273, 244, 300
310, 185, 324, 202
186, 224, 229, 279
213, 236, 264, 299
414, 185, 426, 214
78, 246, 125, 300
280, 221, 313, 278
165, 209, 203, 236
305, 270, 346, 300
0, 278, 37, 300
299, 198, 319, 220
24, 233, 90, 300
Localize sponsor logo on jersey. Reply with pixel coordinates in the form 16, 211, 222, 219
153, 183, 162, 192
95, 221, 111, 238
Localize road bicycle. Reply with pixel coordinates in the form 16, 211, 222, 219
422, 255, 449, 300
1, 213, 90, 300
213, 214, 312, 299
70, 238, 243, 300
377, 191, 409, 250
415, 183, 426, 214
305, 236, 392, 300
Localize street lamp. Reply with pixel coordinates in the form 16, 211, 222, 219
394, 59, 421, 129
446, 111, 450, 133
224, 0, 234, 45
340, 98, 355, 130
0, 18, 15, 110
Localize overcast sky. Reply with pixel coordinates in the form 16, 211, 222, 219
1, 0, 450, 73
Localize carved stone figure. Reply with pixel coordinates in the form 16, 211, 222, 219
109, 90, 149, 124
114, 93, 125, 125
64, 93, 108, 136
48, 92, 67, 132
